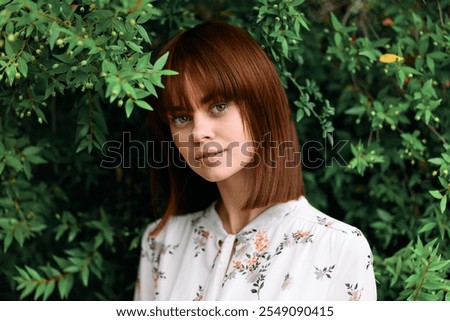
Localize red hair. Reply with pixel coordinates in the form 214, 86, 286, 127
148, 21, 304, 235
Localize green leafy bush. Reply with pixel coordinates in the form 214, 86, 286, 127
0, 0, 449, 300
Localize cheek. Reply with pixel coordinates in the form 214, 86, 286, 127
171, 128, 191, 159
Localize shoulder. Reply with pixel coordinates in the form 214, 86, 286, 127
286, 197, 374, 267
292, 196, 364, 236
141, 209, 207, 244
283, 196, 372, 255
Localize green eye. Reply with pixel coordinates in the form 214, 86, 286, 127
210, 103, 228, 114
172, 115, 191, 126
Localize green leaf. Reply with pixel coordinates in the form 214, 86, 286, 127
154, 51, 169, 71
160, 70, 178, 76
281, 37, 288, 57
298, 17, 310, 31
345, 106, 365, 116
17, 58, 28, 77
5, 65, 16, 86
5, 155, 22, 171
377, 209, 393, 222
291, 0, 306, 6
429, 190, 443, 199
429, 260, 450, 271
34, 283, 46, 300
25, 266, 42, 281
428, 157, 444, 165
43, 281, 55, 300
426, 56, 435, 74
19, 282, 37, 300
398, 69, 406, 87
330, 13, 342, 32
125, 99, 134, 118
135, 99, 152, 111
3, 232, 13, 253
126, 41, 143, 53
440, 196, 447, 213
48, 23, 60, 50
16, 267, 30, 281
418, 222, 436, 233
296, 109, 304, 122
334, 32, 342, 47
58, 274, 74, 299
22, 146, 42, 156
401, 66, 423, 76
359, 50, 376, 61
136, 25, 151, 43
81, 267, 89, 287
102, 60, 117, 74
64, 266, 81, 273
442, 153, 450, 163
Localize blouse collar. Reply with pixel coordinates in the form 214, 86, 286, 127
203, 196, 306, 238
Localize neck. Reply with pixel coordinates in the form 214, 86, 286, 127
215, 170, 269, 234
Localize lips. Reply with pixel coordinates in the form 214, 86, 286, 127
195, 149, 226, 161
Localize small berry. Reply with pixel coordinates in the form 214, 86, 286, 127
382, 18, 394, 27
7, 34, 16, 42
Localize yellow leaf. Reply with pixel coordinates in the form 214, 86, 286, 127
379, 54, 404, 63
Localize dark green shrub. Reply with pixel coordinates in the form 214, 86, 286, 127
0, 0, 449, 300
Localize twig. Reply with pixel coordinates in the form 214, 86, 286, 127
129, 0, 144, 13
437, 0, 444, 26
428, 124, 448, 145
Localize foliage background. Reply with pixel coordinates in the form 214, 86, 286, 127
0, 0, 449, 300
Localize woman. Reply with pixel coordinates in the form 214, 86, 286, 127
134, 21, 377, 300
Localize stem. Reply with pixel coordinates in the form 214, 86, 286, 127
87, 90, 94, 142
129, 0, 144, 13
428, 124, 447, 145
412, 256, 431, 301
437, 0, 444, 26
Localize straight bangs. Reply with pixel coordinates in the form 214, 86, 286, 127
155, 22, 274, 132
157, 30, 248, 123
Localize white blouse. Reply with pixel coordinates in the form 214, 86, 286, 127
134, 196, 377, 301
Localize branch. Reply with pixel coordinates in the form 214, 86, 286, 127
437, 0, 444, 26
428, 124, 448, 145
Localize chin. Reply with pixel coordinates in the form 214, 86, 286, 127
193, 168, 242, 183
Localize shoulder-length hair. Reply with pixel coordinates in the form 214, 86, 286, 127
148, 21, 304, 235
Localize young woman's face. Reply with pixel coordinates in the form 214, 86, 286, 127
167, 89, 254, 183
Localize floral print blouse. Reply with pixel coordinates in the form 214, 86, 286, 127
134, 196, 377, 301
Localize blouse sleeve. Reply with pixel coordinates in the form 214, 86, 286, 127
134, 221, 159, 301
326, 231, 377, 301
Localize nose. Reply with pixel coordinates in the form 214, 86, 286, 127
192, 113, 214, 143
